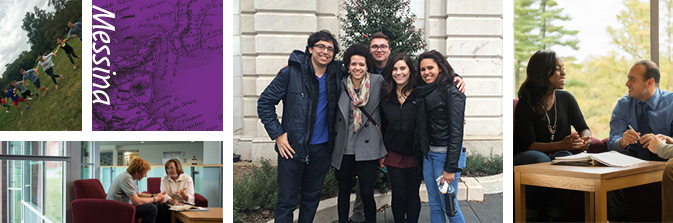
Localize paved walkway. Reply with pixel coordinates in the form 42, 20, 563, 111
380, 193, 503, 223
329, 193, 503, 223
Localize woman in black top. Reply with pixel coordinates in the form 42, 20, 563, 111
380, 53, 421, 223
415, 50, 466, 222
55, 38, 80, 69
514, 50, 592, 221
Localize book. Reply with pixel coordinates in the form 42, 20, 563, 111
169, 205, 209, 212
551, 151, 647, 167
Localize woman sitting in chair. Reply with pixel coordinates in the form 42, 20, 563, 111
514, 50, 592, 221
156, 158, 195, 222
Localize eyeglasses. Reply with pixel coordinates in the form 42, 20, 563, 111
313, 44, 335, 53
370, 44, 389, 51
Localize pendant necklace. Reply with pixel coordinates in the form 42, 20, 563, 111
545, 92, 557, 141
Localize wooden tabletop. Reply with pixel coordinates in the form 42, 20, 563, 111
514, 161, 666, 180
172, 207, 223, 221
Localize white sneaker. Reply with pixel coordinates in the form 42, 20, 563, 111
27, 97, 33, 101
5, 110, 9, 113
20, 110, 24, 115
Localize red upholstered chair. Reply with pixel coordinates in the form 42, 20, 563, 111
72, 179, 140, 223
144, 177, 209, 207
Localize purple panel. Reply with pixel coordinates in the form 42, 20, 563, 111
92, 0, 223, 131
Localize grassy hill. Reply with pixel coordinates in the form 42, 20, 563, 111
0, 39, 82, 130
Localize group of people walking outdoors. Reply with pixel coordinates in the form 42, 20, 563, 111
514, 49, 673, 222
257, 30, 468, 223
1, 21, 80, 114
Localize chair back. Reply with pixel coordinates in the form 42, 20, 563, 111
146, 177, 161, 194
74, 179, 107, 199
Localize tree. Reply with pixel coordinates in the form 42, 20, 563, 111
22, 6, 55, 55
339, 0, 426, 58
606, 0, 650, 60
514, 0, 579, 93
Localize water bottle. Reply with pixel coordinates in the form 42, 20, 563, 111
436, 176, 457, 217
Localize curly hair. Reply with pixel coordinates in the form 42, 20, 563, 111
518, 50, 558, 116
165, 158, 184, 175
416, 50, 456, 91
343, 44, 375, 75
126, 158, 151, 175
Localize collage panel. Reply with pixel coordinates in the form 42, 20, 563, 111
513, 0, 673, 222
233, 0, 504, 222
0, 141, 223, 223
0, 0, 82, 131
91, 0, 224, 131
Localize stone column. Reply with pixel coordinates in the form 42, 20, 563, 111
236, 0, 339, 162
425, 0, 504, 156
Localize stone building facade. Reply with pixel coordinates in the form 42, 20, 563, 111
233, 0, 503, 162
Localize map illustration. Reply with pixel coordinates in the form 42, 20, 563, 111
92, 0, 223, 131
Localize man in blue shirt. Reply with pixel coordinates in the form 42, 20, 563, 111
607, 60, 673, 221
257, 30, 342, 223
21, 68, 48, 97
608, 60, 673, 161
67, 21, 82, 40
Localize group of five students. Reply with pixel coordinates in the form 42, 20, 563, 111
257, 30, 468, 223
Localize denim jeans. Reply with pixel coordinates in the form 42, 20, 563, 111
423, 147, 467, 223
513, 150, 572, 220
274, 143, 331, 223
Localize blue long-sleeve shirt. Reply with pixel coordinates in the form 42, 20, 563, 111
608, 88, 673, 156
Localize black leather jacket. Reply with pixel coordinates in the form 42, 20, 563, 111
414, 82, 466, 173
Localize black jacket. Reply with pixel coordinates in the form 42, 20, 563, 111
257, 50, 342, 163
380, 91, 417, 155
414, 82, 466, 173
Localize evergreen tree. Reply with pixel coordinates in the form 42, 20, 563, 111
514, 0, 579, 93
339, 0, 426, 58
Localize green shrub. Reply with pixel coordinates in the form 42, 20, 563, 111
374, 167, 391, 194
233, 159, 278, 212
463, 153, 503, 176
321, 168, 339, 198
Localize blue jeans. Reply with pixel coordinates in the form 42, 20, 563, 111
423, 148, 467, 223
513, 150, 572, 220
274, 143, 331, 223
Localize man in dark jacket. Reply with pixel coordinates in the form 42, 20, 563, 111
257, 30, 342, 223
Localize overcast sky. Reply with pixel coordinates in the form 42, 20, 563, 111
0, 0, 54, 77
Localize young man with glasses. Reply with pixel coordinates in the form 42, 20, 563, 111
258, 30, 343, 223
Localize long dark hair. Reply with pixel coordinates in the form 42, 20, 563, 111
416, 50, 456, 91
382, 53, 417, 101
518, 50, 558, 116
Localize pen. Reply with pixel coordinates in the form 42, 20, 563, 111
627, 125, 641, 140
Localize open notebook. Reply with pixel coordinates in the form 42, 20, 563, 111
551, 151, 647, 167
169, 205, 209, 212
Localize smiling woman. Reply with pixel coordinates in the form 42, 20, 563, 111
513, 50, 592, 221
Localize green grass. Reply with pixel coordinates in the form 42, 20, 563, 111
0, 39, 82, 130
46, 169, 63, 223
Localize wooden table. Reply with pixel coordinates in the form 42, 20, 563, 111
514, 161, 665, 222
171, 207, 223, 223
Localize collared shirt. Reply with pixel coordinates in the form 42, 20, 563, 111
160, 174, 195, 204
608, 88, 673, 154
106, 172, 138, 204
